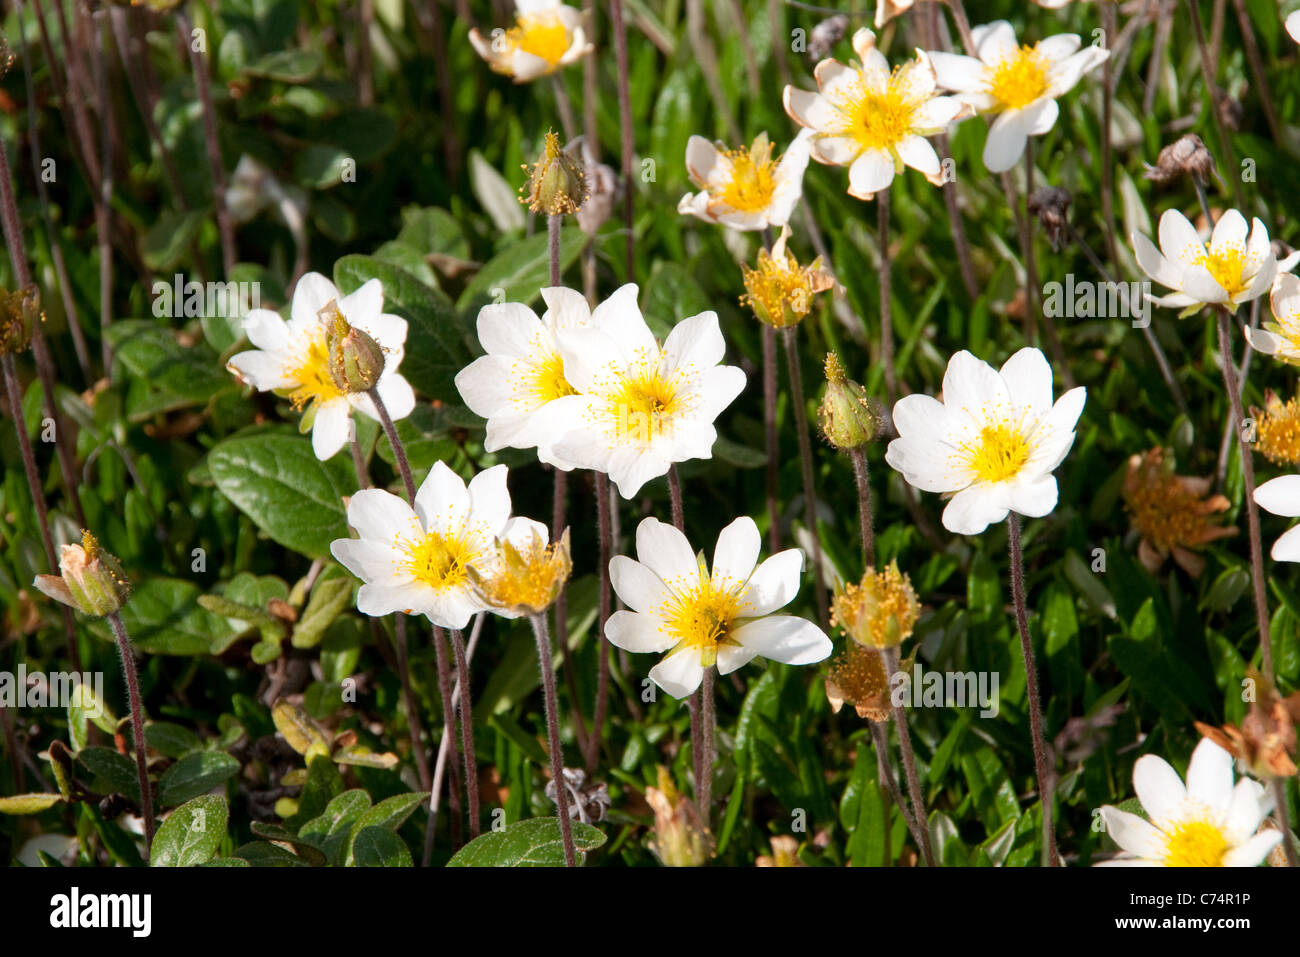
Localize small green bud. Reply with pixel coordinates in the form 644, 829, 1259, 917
521, 131, 588, 216
817, 352, 879, 451
323, 304, 386, 393
33, 531, 131, 617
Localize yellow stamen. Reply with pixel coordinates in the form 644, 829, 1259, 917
988, 46, 1050, 111
509, 13, 570, 65
661, 574, 742, 667
287, 332, 345, 411
608, 365, 687, 445
1162, 817, 1229, 867
836, 67, 922, 152
1257, 396, 1300, 465
961, 420, 1031, 483
1196, 246, 1248, 297
525, 350, 577, 405
717, 142, 778, 213
400, 528, 478, 591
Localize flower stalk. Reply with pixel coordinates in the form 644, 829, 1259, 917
529, 612, 578, 866
882, 644, 934, 866
108, 610, 154, 856
780, 328, 829, 630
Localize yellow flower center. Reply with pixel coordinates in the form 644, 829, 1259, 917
838, 70, 920, 152
831, 562, 920, 649
609, 366, 686, 445
400, 529, 478, 591
661, 576, 742, 666
988, 46, 1050, 111
1196, 245, 1248, 297
962, 421, 1031, 483
525, 350, 577, 405
1257, 398, 1300, 465
740, 251, 814, 327
1162, 818, 1229, 867
718, 146, 778, 213
510, 13, 570, 65
286, 331, 344, 411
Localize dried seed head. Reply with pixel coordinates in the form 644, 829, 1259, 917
807, 14, 849, 62
1143, 134, 1216, 187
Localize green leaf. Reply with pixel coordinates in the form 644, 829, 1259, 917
142, 210, 207, 272
233, 841, 313, 867
151, 795, 229, 867
208, 433, 354, 559
351, 826, 413, 866
447, 817, 606, 866
78, 747, 141, 803
108, 578, 236, 656
158, 751, 240, 807
67, 681, 116, 753
248, 823, 329, 866
145, 722, 202, 759
292, 566, 353, 649
300, 789, 372, 865
0, 793, 63, 814
109, 320, 232, 421
334, 255, 474, 402
346, 792, 428, 863
244, 49, 322, 82
287, 755, 344, 832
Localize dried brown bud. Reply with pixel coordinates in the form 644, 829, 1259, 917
1143, 134, 1216, 187
1195, 669, 1300, 780
32, 531, 131, 618
0, 285, 43, 356
1027, 186, 1072, 252
808, 14, 849, 62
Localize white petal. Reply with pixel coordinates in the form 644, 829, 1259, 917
847, 149, 895, 199
684, 135, 722, 187
634, 517, 699, 586
1272, 524, 1300, 563
731, 616, 831, 665
662, 311, 725, 375
999, 347, 1054, 415
604, 609, 675, 653
896, 135, 941, 179
372, 373, 415, 421
711, 517, 761, 590
347, 487, 420, 541
467, 464, 512, 534
226, 350, 295, 391
1022, 97, 1059, 136
1100, 807, 1164, 859
716, 643, 761, 675
943, 349, 1009, 418
242, 309, 293, 354
609, 555, 669, 614
1184, 738, 1235, 815
1132, 753, 1187, 825
982, 108, 1028, 173
290, 273, 341, 331
942, 485, 1010, 535
1254, 474, 1300, 518
414, 461, 471, 531
1007, 474, 1059, 519
338, 279, 384, 327
357, 581, 432, 617
975, 21, 1019, 66
929, 51, 988, 94
455, 355, 520, 417
1158, 209, 1205, 267
738, 549, 803, 615
1222, 830, 1282, 867
649, 652, 706, 699
1224, 778, 1268, 842
311, 401, 351, 460
1209, 208, 1248, 256
477, 302, 544, 359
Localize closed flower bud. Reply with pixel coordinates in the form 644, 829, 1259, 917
521, 131, 588, 216
818, 352, 880, 450
323, 304, 385, 393
33, 531, 131, 618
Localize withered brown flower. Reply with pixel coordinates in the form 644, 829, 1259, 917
1195, 669, 1300, 780
1123, 447, 1236, 577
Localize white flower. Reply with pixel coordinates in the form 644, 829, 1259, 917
545, 300, 746, 499
929, 20, 1108, 173
783, 28, 969, 200
468, 0, 592, 83
1244, 273, 1300, 363
1289, 11, 1300, 45
330, 462, 512, 630
1097, 739, 1282, 867
605, 516, 831, 698
226, 272, 415, 461
1133, 209, 1277, 316
455, 285, 637, 469
885, 348, 1085, 535
677, 131, 811, 231
1253, 471, 1300, 562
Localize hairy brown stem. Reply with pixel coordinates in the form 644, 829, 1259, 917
530, 612, 577, 866
395, 615, 432, 794
763, 325, 780, 552
1185, 0, 1247, 211
780, 327, 829, 631
449, 627, 479, 838
879, 189, 897, 403
108, 611, 154, 858
431, 624, 463, 847
610, 0, 634, 279
868, 718, 921, 852
883, 644, 934, 866
668, 464, 685, 532
589, 472, 612, 774
369, 388, 415, 501
849, 447, 875, 571
1007, 514, 1060, 867
700, 667, 714, 833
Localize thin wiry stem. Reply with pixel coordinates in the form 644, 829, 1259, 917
610, 0, 634, 279
868, 719, 921, 853
432, 623, 463, 847
1215, 309, 1273, 679
668, 465, 685, 532
763, 325, 780, 552
882, 644, 934, 866
529, 612, 578, 866
552, 468, 590, 763
1185, 0, 1247, 211
589, 472, 613, 774
423, 613, 483, 865
1007, 514, 1061, 867
450, 627, 480, 838
1228, 0, 1282, 145
780, 327, 829, 631
1270, 779, 1298, 867
358, 0, 374, 107
177, 7, 237, 275
550, 76, 577, 141
849, 447, 875, 570
369, 387, 415, 502
394, 615, 432, 794
108, 611, 154, 858
879, 189, 896, 403
700, 668, 715, 834
1099, 0, 1121, 269
91, 9, 113, 371
0, 704, 23, 793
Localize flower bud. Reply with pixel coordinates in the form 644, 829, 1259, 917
33, 531, 131, 618
323, 304, 385, 393
817, 352, 880, 451
740, 225, 835, 328
645, 766, 710, 866
521, 131, 588, 216
0, 285, 42, 356
472, 523, 573, 617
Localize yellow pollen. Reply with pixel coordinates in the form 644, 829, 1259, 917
962, 420, 1031, 483
1257, 397, 1300, 465
740, 250, 814, 327
661, 579, 742, 666
509, 13, 570, 65
988, 46, 1050, 111
838, 69, 920, 152
1162, 818, 1229, 867
400, 529, 477, 591
528, 350, 577, 404
1196, 245, 1248, 297
610, 367, 685, 443
718, 146, 778, 213
286, 332, 344, 411
831, 562, 920, 649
